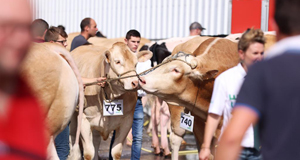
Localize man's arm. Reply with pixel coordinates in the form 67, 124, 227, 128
199, 113, 221, 160
82, 77, 106, 87
215, 106, 259, 160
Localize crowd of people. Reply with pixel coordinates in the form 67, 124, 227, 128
1, 0, 300, 160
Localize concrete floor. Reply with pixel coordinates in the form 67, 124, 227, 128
97, 115, 198, 160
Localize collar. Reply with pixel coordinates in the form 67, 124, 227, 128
265, 35, 300, 59
237, 63, 247, 77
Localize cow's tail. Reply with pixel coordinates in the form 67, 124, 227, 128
49, 44, 84, 160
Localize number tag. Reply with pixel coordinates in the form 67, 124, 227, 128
180, 112, 194, 132
103, 99, 123, 116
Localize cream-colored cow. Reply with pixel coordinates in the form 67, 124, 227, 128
21, 42, 84, 160
69, 43, 152, 160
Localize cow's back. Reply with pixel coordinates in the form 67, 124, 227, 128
172, 36, 211, 55
21, 43, 78, 135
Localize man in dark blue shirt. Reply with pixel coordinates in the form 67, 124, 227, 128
216, 0, 300, 160
70, 17, 98, 51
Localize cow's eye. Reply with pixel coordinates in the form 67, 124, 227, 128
173, 68, 179, 73
115, 60, 120, 64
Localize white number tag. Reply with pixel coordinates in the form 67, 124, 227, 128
180, 112, 194, 132
103, 99, 123, 116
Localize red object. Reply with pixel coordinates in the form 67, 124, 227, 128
0, 78, 47, 160
268, 0, 275, 31
33, 39, 45, 43
231, 0, 262, 33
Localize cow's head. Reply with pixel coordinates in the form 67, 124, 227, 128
104, 42, 152, 91
139, 52, 218, 101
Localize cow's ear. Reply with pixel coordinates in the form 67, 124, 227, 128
201, 70, 218, 80
188, 69, 218, 81
104, 50, 111, 63
137, 50, 153, 62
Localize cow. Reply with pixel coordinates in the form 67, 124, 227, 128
69, 42, 152, 160
139, 37, 241, 159
20, 42, 85, 160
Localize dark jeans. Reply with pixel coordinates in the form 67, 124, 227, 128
55, 126, 70, 160
239, 148, 262, 160
131, 98, 144, 160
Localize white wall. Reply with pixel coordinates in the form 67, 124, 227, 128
30, 0, 232, 39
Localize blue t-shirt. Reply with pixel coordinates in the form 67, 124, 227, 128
235, 51, 300, 160
70, 35, 90, 51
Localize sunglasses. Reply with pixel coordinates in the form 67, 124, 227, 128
54, 40, 67, 44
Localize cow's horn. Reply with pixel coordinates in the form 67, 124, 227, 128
190, 59, 198, 69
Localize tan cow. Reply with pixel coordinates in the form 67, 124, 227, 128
20, 42, 84, 160
139, 38, 240, 159
69, 43, 152, 160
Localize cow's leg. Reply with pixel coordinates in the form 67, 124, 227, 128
47, 136, 60, 160
168, 105, 186, 160
69, 113, 94, 160
169, 132, 183, 160
193, 115, 206, 151
151, 96, 160, 154
126, 128, 132, 146
92, 130, 101, 160
80, 115, 95, 160
111, 122, 132, 160
159, 100, 171, 156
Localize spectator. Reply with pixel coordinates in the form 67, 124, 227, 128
31, 18, 49, 43
199, 28, 265, 160
45, 26, 68, 47
0, 0, 47, 159
216, 0, 300, 160
70, 17, 98, 51
189, 22, 205, 36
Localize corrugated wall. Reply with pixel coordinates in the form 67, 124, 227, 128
29, 0, 232, 39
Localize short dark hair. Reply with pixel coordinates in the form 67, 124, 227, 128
45, 26, 68, 42
80, 18, 91, 32
31, 19, 49, 37
275, 0, 300, 35
125, 29, 141, 40
189, 22, 205, 31
57, 25, 66, 32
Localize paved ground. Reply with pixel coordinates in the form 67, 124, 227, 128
97, 115, 198, 160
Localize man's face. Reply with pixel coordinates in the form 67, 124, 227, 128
125, 36, 141, 52
54, 35, 67, 48
0, 0, 32, 75
88, 19, 98, 37
239, 42, 264, 68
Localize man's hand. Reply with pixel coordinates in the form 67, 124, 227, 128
199, 148, 211, 160
96, 77, 106, 87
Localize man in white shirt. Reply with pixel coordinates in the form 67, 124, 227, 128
199, 28, 265, 160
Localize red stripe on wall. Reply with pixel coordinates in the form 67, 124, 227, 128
231, 0, 262, 33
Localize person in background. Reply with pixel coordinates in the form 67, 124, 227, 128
45, 26, 68, 47
45, 26, 106, 160
70, 17, 98, 51
189, 22, 205, 36
0, 0, 47, 159
216, 0, 300, 160
199, 28, 265, 160
31, 18, 49, 43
